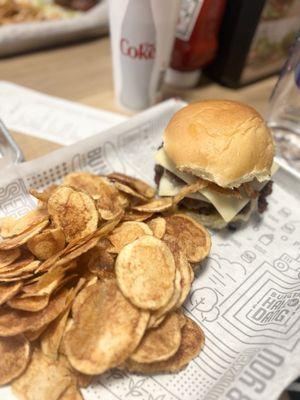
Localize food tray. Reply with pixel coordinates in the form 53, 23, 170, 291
0, 98, 300, 400
0, 1, 108, 57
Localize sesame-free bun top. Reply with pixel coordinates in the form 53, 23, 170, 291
163, 100, 275, 188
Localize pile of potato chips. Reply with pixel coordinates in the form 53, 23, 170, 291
0, 171, 211, 400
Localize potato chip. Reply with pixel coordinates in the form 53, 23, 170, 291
0, 248, 21, 268
63, 173, 124, 221
30, 185, 58, 203
173, 180, 208, 205
116, 192, 129, 208
12, 350, 75, 400
131, 312, 181, 364
73, 371, 92, 388
0, 260, 40, 279
27, 228, 66, 260
0, 251, 34, 272
188, 263, 194, 283
0, 334, 30, 385
0, 281, 23, 305
0, 208, 49, 238
24, 324, 50, 342
8, 294, 49, 312
71, 283, 94, 319
37, 219, 120, 274
0, 220, 49, 250
163, 214, 211, 263
147, 267, 181, 329
22, 266, 66, 297
108, 172, 155, 199
114, 181, 148, 202
124, 315, 205, 374
132, 197, 173, 213
79, 246, 115, 280
116, 236, 176, 310
59, 385, 83, 400
147, 217, 166, 239
41, 307, 70, 360
175, 252, 192, 308
108, 221, 152, 252
47, 186, 98, 242
0, 287, 71, 336
64, 279, 149, 375
122, 210, 153, 222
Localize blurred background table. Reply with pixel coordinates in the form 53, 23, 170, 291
0, 37, 277, 161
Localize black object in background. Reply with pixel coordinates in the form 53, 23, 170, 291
205, 0, 299, 87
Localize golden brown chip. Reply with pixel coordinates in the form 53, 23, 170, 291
64, 279, 149, 375
124, 316, 205, 374
163, 214, 211, 263
108, 221, 153, 252
147, 217, 166, 239
30, 185, 58, 203
63, 172, 124, 221
37, 218, 120, 274
59, 385, 83, 400
41, 307, 70, 360
0, 251, 34, 273
175, 252, 192, 308
117, 192, 130, 208
0, 334, 30, 386
131, 312, 182, 364
0, 260, 40, 279
0, 208, 49, 238
0, 281, 23, 306
79, 246, 115, 280
188, 263, 195, 283
12, 350, 75, 400
108, 172, 155, 199
24, 324, 50, 342
116, 236, 176, 310
132, 197, 173, 213
22, 266, 66, 297
147, 267, 181, 329
173, 180, 208, 205
0, 220, 49, 250
114, 181, 148, 201
47, 186, 98, 242
27, 228, 66, 260
122, 210, 153, 222
71, 283, 94, 319
73, 372, 92, 388
0, 248, 21, 268
8, 294, 49, 312
0, 287, 71, 336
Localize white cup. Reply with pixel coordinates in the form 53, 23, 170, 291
108, 0, 180, 111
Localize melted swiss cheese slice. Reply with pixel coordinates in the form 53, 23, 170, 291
155, 148, 278, 223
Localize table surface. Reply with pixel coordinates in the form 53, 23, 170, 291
0, 37, 278, 161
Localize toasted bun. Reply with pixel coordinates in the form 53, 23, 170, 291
164, 100, 275, 188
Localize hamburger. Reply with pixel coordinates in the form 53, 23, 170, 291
154, 100, 276, 230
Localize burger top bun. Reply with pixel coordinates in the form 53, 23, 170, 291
163, 100, 275, 188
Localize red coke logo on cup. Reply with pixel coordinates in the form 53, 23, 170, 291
120, 38, 156, 60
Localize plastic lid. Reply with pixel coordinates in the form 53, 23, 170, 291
165, 68, 201, 88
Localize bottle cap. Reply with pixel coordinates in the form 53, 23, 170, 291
165, 68, 201, 88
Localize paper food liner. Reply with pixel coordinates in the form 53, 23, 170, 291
0, 99, 300, 400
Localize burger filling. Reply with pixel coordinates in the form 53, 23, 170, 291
154, 147, 276, 227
